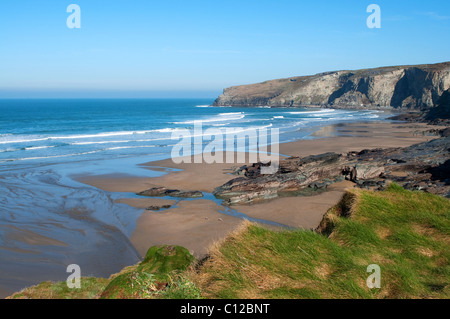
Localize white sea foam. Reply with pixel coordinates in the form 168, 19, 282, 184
218, 112, 244, 116
103, 145, 162, 151
0, 148, 17, 153
24, 145, 57, 151
0, 128, 189, 145
70, 138, 167, 146
288, 109, 336, 115
154, 128, 190, 133
173, 113, 246, 125
4, 150, 103, 162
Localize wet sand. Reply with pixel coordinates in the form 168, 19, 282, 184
78, 121, 442, 260
130, 200, 243, 258
280, 122, 439, 157
236, 181, 356, 229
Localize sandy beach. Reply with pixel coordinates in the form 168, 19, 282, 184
76, 121, 442, 259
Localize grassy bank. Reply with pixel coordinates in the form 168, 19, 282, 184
191, 184, 449, 298
9, 184, 450, 299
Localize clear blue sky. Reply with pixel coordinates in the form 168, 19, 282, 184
0, 0, 449, 98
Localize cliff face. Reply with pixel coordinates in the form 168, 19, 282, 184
213, 62, 450, 110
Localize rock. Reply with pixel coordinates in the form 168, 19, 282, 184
388, 112, 423, 122
172, 191, 203, 198
137, 187, 177, 197
309, 181, 328, 189
356, 180, 381, 189
425, 89, 450, 125
214, 152, 350, 204
138, 187, 203, 198
353, 164, 384, 180
348, 166, 357, 182
440, 128, 450, 137
213, 136, 450, 205
389, 89, 450, 125
146, 205, 172, 211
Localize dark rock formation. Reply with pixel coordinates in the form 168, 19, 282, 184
389, 89, 450, 125
425, 89, 450, 124
213, 62, 450, 110
137, 187, 203, 198
214, 136, 450, 205
146, 205, 172, 211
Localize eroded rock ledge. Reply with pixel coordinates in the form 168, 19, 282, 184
137, 187, 203, 198
213, 136, 450, 205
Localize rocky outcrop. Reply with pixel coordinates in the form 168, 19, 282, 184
425, 89, 450, 124
213, 136, 450, 205
146, 205, 172, 211
137, 187, 203, 198
389, 88, 450, 125
213, 62, 450, 110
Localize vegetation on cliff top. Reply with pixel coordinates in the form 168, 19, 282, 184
9, 184, 450, 299
100, 245, 197, 299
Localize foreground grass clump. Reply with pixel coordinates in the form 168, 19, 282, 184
101, 245, 198, 299
191, 184, 450, 299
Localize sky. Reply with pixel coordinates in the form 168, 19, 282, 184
0, 0, 449, 98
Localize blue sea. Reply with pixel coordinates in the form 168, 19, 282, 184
0, 98, 387, 296
0, 99, 386, 168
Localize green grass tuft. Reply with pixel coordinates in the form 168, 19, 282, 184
100, 245, 197, 299
10, 277, 109, 299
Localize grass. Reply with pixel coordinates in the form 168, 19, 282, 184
189, 184, 450, 299
8, 184, 450, 299
10, 277, 109, 299
100, 245, 197, 299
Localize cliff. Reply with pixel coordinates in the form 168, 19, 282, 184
213, 62, 450, 110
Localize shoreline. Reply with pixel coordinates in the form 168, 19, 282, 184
76, 120, 443, 259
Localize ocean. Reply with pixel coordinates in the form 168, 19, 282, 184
0, 98, 387, 296
0, 99, 385, 168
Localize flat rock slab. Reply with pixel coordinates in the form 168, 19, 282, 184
137, 187, 203, 198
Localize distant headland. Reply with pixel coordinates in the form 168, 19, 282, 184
213, 61, 450, 111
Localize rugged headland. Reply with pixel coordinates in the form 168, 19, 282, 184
213, 62, 450, 110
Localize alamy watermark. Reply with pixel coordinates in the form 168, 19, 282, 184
170, 122, 280, 174
67, 4, 81, 29
367, 4, 381, 29
366, 264, 381, 289
66, 264, 81, 289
